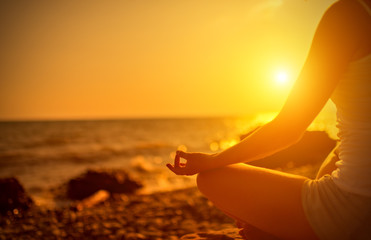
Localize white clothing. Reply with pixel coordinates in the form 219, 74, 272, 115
330, 0, 371, 197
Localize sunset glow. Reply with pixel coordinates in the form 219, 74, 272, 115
0, 0, 336, 120
275, 70, 289, 86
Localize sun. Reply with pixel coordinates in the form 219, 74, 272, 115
275, 70, 289, 85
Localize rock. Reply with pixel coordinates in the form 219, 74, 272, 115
75, 190, 110, 210
0, 177, 33, 215
66, 169, 143, 200
181, 228, 243, 240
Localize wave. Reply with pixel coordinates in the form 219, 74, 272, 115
0, 141, 176, 169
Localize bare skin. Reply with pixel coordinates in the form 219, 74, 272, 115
167, 0, 371, 239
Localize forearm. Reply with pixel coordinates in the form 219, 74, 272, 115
212, 119, 303, 168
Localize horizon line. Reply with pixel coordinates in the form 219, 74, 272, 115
0, 113, 266, 123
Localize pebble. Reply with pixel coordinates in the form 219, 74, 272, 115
180, 228, 243, 240
0, 187, 234, 239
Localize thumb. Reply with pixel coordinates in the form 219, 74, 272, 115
176, 150, 188, 159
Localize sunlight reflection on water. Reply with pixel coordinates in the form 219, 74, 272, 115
0, 112, 338, 206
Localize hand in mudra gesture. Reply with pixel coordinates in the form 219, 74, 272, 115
166, 151, 216, 176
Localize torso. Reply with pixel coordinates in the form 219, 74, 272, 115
330, 0, 371, 197
351, 0, 371, 61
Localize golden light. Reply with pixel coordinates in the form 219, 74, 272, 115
209, 142, 219, 152
275, 70, 289, 85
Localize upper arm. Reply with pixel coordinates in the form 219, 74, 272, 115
274, 0, 365, 135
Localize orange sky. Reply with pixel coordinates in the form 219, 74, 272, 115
0, 0, 336, 120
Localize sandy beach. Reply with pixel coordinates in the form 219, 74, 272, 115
0, 186, 235, 240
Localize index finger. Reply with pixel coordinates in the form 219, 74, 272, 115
166, 163, 186, 175
174, 153, 181, 168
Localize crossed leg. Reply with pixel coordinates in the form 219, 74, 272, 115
196, 164, 318, 240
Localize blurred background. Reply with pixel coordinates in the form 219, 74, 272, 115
0, 0, 336, 120
0, 0, 337, 207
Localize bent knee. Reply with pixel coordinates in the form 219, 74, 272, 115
196, 166, 237, 195
196, 171, 211, 195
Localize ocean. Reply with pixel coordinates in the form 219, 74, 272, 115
0, 113, 337, 207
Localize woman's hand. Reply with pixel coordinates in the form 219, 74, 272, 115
166, 151, 216, 176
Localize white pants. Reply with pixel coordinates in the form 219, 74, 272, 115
302, 175, 371, 240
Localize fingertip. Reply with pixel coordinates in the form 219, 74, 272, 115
176, 150, 185, 157
166, 163, 173, 170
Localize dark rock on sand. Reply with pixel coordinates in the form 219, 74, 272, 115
67, 169, 143, 200
181, 228, 243, 240
0, 177, 33, 215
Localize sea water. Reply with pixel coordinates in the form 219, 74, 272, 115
0, 113, 337, 206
